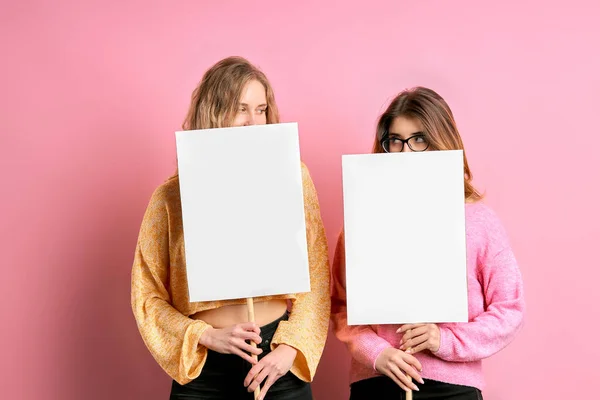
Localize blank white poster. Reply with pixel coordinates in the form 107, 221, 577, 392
175, 122, 310, 302
342, 150, 468, 325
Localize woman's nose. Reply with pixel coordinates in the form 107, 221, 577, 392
244, 114, 257, 126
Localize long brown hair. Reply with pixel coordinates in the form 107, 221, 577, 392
372, 86, 483, 202
172, 56, 280, 176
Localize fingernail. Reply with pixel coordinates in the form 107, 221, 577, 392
419, 378, 424, 384
413, 385, 419, 391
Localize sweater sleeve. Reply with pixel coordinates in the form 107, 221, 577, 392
434, 207, 525, 362
270, 163, 331, 382
131, 185, 212, 385
330, 229, 394, 370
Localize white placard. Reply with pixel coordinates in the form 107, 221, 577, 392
175, 123, 310, 302
342, 150, 468, 325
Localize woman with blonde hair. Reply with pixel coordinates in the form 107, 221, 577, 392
131, 56, 330, 400
331, 86, 525, 399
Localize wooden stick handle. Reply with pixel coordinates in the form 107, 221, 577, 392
405, 328, 413, 400
246, 298, 260, 400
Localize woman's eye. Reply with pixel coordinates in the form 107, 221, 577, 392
415, 136, 425, 143
238, 107, 247, 113
257, 108, 267, 114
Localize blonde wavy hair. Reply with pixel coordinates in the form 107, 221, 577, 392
173, 56, 280, 176
182, 56, 280, 130
372, 86, 483, 202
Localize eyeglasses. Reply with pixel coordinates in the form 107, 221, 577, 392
380, 133, 430, 153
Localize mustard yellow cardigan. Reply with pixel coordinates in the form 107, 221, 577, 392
131, 162, 331, 385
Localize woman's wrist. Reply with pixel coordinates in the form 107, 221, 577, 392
198, 327, 215, 347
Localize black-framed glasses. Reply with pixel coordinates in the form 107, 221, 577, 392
380, 133, 430, 153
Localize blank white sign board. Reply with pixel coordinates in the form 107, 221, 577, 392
342, 150, 468, 325
175, 122, 310, 302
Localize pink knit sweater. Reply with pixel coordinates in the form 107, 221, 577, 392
330, 202, 525, 391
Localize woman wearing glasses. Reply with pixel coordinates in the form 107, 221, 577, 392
331, 86, 525, 399
131, 56, 331, 400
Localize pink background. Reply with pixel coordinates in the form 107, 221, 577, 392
2, 1, 599, 399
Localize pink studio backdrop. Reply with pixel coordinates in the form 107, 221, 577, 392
2, 1, 599, 399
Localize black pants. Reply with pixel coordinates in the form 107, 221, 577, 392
350, 376, 482, 400
170, 312, 312, 400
